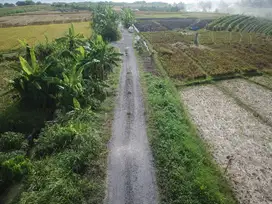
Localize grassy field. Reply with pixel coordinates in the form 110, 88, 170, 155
0, 22, 91, 52
135, 11, 226, 19
0, 5, 53, 17
142, 30, 272, 83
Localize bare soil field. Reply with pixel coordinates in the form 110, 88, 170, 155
218, 79, 272, 125
135, 18, 212, 32
181, 83, 272, 204
249, 76, 272, 90
0, 11, 91, 27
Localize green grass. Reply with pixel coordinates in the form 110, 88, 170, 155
135, 43, 237, 203
0, 5, 54, 17
135, 11, 226, 19
141, 71, 237, 204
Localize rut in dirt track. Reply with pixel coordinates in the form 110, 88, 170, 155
105, 30, 158, 204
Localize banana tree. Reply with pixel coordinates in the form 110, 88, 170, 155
11, 47, 52, 107
79, 35, 121, 81
56, 24, 84, 51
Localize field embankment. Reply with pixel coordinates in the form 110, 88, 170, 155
0, 22, 91, 52
136, 42, 237, 203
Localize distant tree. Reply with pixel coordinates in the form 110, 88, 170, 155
0, 3, 3, 8
16, 1, 26, 6
4, 3, 15, 7
16, 0, 35, 6
177, 2, 186, 11
36, 1, 42, 5
198, 1, 212, 12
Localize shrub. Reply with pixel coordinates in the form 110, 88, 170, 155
0, 155, 31, 191
34, 125, 77, 158
0, 132, 27, 152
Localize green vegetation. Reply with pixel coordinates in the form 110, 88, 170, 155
91, 4, 120, 42
207, 15, 272, 35
136, 45, 237, 204
121, 8, 135, 28
0, 5, 53, 17
0, 5, 121, 202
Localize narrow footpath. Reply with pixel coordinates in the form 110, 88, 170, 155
105, 30, 158, 204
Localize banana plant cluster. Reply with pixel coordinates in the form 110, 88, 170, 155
121, 8, 136, 29
9, 25, 121, 111
91, 4, 120, 42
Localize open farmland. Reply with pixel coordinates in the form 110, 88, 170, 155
0, 22, 91, 51
142, 30, 272, 82
135, 18, 213, 32
0, 11, 91, 27
181, 81, 272, 204
135, 11, 226, 19
207, 15, 272, 35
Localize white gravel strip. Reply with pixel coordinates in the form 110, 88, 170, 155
218, 79, 272, 125
248, 76, 272, 90
181, 84, 272, 204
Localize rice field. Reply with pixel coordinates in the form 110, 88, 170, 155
142, 30, 272, 81
0, 22, 91, 51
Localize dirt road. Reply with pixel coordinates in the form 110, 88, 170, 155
105, 30, 158, 204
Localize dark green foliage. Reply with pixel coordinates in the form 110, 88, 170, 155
0, 132, 27, 152
34, 125, 76, 158
121, 8, 136, 28
0, 155, 31, 191
8, 25, 121, 112
18, 108, 106, 203
91, 4, 120, 41
144, 73, 237, 204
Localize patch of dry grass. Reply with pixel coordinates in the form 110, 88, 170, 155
0, 22, 91, 51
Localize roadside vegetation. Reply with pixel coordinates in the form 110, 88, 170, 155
136, 43, 237, 204
0, 4, 121, 203
91, 4, 120, 42
121, 8, 135, 28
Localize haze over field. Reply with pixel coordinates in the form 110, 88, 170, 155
1, 0, 271, 18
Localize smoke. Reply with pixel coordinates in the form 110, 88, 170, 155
185, 0, 272, 19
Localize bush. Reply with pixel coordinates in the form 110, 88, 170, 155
19, 160, 89, 204
34, 125, 77, 158
0, 132, 27, 152
0, 155, 31, 191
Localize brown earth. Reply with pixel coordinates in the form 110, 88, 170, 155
181, 83, 272, 204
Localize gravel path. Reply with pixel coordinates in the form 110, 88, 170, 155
105, 30, 158, 204
218, 79, 272, 125
181, 84, 272, 204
